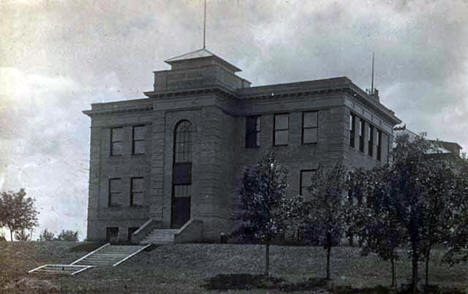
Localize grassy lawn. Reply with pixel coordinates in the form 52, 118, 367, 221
1, 242, 467, 293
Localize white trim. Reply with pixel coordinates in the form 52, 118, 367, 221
71, 265, 94, 275
70, 243, 110, 265
29, 264, 94, 275
133, 218, 153, 236
28, 264, 49, 273
112, 244, 151, 267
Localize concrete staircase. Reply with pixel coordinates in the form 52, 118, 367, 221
140, 229, 179, 244
28, 264, 94, 275
73, 244, 150, 267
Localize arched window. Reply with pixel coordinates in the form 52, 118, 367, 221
172, 120, 193, 228
174, 120, 192, 163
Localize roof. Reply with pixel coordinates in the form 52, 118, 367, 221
165, 48, 214, 62
164, 48, 241, 72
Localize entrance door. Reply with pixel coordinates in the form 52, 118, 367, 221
171, 121, 193, 228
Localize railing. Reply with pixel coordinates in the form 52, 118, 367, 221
112, 244, 152, 267
70, 243, 110, 265
132, 219, 161, 243
174, 219, 203, 243
28, 264, 94, 276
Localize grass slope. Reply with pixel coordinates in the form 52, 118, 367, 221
1, 242, 467, 293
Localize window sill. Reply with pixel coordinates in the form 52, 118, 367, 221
302, 142, 318, 145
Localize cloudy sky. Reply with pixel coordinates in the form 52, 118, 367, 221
1, 0, 467, 240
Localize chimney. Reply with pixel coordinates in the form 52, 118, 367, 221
370, 88, 379, 101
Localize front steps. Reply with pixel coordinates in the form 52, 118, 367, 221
28, 264, 94, 275
73, 244, 150, 267
29, 243, 151, 275
140, 229, 178, 244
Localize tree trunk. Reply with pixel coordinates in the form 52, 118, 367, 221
265, 243, 270, 276
326, 246, 331, 280
391, 257, 396, 287
425, 250, 430, 286
348, 232, 354, 247
411, 250, 419, 294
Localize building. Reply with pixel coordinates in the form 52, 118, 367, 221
393, 126, 463, 158
83, 48, 401, 243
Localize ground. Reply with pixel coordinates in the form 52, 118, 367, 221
0, 241, 467, 293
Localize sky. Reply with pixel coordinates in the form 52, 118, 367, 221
1, 0, 467, 240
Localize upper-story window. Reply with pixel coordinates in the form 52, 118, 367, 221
130, 177, 144, 206
300, 170, 315, 196
377, 130, 382, 161
108, 178, 121, 207
349, 113, 355, 148
132, 125, 146, 155
274, 113, 289, 146
368, 124, 374, 157
110, 127, 123, 156
359, 118, 365, 153
302, 111, 318, 144
245, 116, 261, 148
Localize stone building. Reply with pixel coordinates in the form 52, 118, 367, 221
83, 48, 401, 243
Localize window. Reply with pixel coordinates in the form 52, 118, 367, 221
274, 113, 289, 146
130, 177, 144, 206
245, 116, 261, 148
174, 121, 192, 163
127, 227, 138, 241
106, 227, 119, 242
300, 170, 315, 196
132, 125, 145, 155
368, 124, 374, 157
110, 127, 123, 156
302, 111, 318, 144
377, 130, 382, 161
349, 113, 355, 147
359, 118, 365, 152
108, 178, 122, 207
172, 120, 193, 228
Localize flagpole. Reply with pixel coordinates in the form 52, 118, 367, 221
203, 0, 206, 49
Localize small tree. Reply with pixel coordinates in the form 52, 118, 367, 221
290, 163, 349, 280
57, 230, 79, 241
0, 189, 39, 241
419, 158, 459, 286
14, 229, 31, 241
442, 157, 468, 267
352, 166, 405, 288
234, 151, 288, 276
362, 134, 468, 293
38, 229, 55, 241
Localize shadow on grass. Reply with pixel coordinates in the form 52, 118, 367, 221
203, 274, 466, 294
203, 273, 327, 292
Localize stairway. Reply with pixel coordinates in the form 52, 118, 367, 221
140, 229, 179, 244
73, 244, 150, 267
28, 264, 94, 275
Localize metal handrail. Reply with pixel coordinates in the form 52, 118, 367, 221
70, 242, 110, 265
112, 244, 152, 267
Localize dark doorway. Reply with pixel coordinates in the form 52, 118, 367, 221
171, 120, 193, 228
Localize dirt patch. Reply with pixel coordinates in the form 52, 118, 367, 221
2, 277, 58, 294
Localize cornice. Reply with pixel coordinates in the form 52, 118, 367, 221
83, 104, 154, 117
